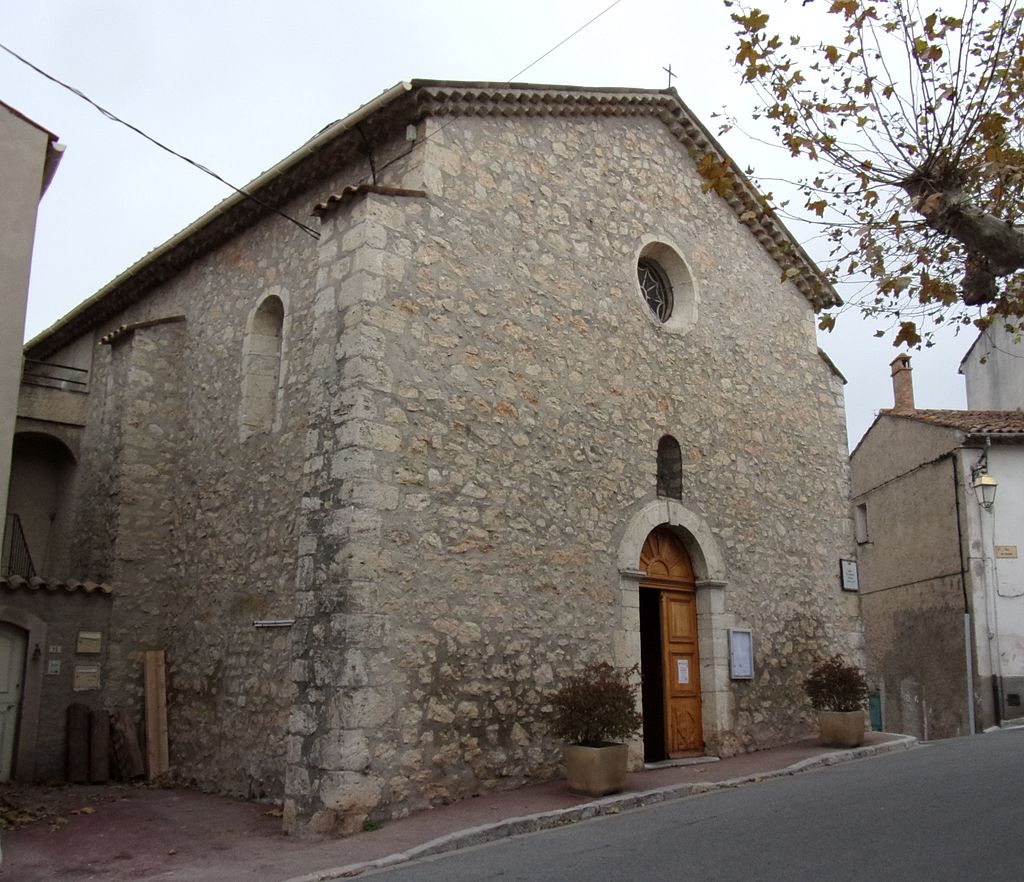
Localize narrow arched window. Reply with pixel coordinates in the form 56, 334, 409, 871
657, 435, 682, 499
239, 295, 284, 438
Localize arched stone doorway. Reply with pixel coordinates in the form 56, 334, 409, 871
616, 500, 729, 761
639, 527, 702, 760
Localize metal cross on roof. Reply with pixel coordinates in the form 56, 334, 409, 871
663, 64, 676, 89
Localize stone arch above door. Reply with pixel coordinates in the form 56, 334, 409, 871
617, 499, 726, 583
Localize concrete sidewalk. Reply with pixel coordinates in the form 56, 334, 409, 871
1, 732, 915, 882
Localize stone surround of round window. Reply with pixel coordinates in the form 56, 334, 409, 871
634, 240, 698, 335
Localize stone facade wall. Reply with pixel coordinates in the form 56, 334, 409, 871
57, 194, 325, 799
285, 112, 861, 833
31, 101, 859, 828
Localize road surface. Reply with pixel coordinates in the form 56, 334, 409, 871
359, 729, 1024, 881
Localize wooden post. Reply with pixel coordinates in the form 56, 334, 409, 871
66, 703, 90, 783
144, 650, 169, 779
89, 709, 110, 783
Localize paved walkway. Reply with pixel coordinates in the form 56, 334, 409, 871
1, 732, 915, 881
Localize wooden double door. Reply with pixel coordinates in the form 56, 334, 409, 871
639, 527, 703, 760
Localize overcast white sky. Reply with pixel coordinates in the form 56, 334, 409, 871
3, 0, 972, 447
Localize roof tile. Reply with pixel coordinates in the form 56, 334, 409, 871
0, 575, 114, 595
884, 408, 1024, 434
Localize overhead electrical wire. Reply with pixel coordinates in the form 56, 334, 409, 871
372, 0, 628, 182
0, 39, 322, 240
1, 0, 627, 240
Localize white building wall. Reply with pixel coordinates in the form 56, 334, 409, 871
0, 105, 56, 524
986, 446, 1024, 712
961, 326, 1024, 411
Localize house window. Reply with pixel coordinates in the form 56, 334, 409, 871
854, 503, 869, 544
239, 294, 285, 438
657, 435, 683, 499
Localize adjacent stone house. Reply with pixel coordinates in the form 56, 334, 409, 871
851, 354, 1024, 740
7, 80, 861, 833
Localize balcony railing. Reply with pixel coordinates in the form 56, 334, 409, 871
21, 359, 89, 392
1, 513, 35, 578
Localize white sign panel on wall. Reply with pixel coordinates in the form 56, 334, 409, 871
729, 629, 754, 680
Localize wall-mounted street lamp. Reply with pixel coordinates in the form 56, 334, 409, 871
974, 473, 998, 510
972, 449, 998, 510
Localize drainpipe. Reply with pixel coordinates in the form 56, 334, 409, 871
968, 436, 1006, 727
951, 455, 977, 734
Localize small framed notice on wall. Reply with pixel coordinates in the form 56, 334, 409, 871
840, 559, 860, 592
729, 629, 754, 680
77, 631, 102, 654
73, 664, 101, 691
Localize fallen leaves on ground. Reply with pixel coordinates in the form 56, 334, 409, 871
0, 796, 66, 831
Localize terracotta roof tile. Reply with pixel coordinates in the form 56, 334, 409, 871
884, 408, 1024, 434
0, 575, 113, 595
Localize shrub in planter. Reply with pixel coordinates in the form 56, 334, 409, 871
549, 661, 642, 796
804, 655, 868, 748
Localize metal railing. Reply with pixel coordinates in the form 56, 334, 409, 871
21, 359, 89, 392
1, 513, 35, 578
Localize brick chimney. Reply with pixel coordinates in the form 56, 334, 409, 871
890, 354, 915, 411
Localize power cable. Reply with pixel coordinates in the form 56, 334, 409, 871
0, 40, 321, 240
2, 0, 627, 239
368, 0, 628, 182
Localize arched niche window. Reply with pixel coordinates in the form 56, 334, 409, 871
239, 294, 285, 439
656, 435, 682, 499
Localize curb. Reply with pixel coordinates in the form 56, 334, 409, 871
282, 735, 918, 882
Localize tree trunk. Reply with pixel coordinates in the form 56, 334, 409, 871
906, 186, 1024, 304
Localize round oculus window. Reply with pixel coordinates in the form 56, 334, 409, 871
637, 258, 673, 323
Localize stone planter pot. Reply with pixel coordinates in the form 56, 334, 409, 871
564, 743, 629, 796
817, 709, 866, 748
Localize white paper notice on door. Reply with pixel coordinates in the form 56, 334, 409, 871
676, 659, 689, 685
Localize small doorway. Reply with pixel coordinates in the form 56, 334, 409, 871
0, 622, 27, 781
639, 527, 703, 761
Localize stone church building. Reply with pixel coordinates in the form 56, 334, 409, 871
7, 81, 861, 834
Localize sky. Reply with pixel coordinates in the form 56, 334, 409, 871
3, 0, 974, 448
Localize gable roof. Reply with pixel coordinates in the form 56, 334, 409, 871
882, 408, 1024, 435
25, 79, 839, 360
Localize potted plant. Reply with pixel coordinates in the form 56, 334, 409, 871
803, 655, 868, 748
549, 660, 642, 796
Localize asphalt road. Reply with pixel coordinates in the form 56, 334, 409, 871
360, 729, 1024, 882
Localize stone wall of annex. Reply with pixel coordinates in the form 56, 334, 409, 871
57, 189, 324, 799
286, 111, 862, 833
